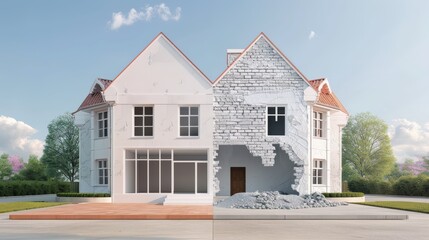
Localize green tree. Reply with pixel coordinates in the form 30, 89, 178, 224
41, 113, 79, 182
0, 153, 12, 180
14, 155, 48, 181
342, 112, 395, 180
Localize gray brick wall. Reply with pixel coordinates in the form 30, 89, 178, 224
213, 37, 309, 194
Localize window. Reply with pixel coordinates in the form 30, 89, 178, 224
97, 159, 109, 185
179, 106, 199, 137
313, 111, 323, 137
125, 149, 207, 194
313, 159, 324, 185
97, 111, 108, 138
134, 106, 153, 137
267, 106, 286, 136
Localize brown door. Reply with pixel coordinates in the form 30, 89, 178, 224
230, 167, 246, 195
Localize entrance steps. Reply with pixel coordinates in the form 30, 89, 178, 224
163, 194, 213, 205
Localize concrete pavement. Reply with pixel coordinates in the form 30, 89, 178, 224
365, 194, 429, 203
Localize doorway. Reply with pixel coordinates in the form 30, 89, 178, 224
230, 167, 245, 195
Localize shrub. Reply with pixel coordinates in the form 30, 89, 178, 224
322, 192, 364, 198
348, 178, 393, 194
0, 181, 71, 197
393, 175, 428, 196
57, 193, 110, 198
342, 181, 349, 192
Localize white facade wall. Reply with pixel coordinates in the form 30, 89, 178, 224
103, 35, 214, 203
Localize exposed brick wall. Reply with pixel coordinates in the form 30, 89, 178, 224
213, 37, 309, 194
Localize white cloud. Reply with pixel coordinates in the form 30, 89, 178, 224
0, 115, 44, 160
389, 119, 429, 162
109, 3, 181, 30
308, 31, 316, 40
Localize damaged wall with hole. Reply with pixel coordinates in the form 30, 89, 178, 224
213, 36, 310, 195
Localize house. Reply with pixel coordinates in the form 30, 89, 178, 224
73, 32, 348, 204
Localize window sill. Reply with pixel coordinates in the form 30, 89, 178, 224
177, 136, 200, 139
130, 136, 154, 139
96, 137, 109, 140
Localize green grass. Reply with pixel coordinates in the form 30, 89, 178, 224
357, 201, 429, 214
0, 202, 67, 214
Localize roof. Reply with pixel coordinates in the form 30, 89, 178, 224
213, 32, 311, 86
309, 78, 348, 114
75, 78, 112, 112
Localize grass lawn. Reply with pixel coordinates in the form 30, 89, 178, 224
0, 202, 67, 214
357, 201, 429, 214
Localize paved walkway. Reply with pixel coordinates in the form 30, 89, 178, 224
365, 194, 429, 203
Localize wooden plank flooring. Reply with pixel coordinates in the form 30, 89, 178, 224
9, 203, 213, 220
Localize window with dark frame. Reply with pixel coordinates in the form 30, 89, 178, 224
98, 159, 108, 185
313, 159, 323, 185
267, 106, 286, 136
97, 111, 108, 138
179, 106, 199, 137
134, 106, 153, 137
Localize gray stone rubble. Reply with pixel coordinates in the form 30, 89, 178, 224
215, 191, 348, 209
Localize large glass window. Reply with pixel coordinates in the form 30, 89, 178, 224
313, 111, 323, 138
267, 106, 286, 136
134, 106, 153, 137
124, 149, 207, 194
179, 106, 199, 137
313, 159, 324, 185
97, 111, 108, 138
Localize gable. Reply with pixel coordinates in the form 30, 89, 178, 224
214, 33, 312, 90
104, 33, 212, 102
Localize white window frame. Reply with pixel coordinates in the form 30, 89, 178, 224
266, 106, 287, 136
313, 111, 324, 138
97, 159, 109, 185
313, 159, 324, 185
133, 106, 154, 137
179, 106, 199, 137
97, 111, 108, 138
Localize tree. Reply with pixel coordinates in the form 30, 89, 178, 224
342, 112, 395, 180
0, 154, 12, 180
13, 155, 48, 181
8, 155, 24, 173
41, 113, 79, 182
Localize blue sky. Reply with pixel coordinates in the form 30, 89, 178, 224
0, 0, 428, 161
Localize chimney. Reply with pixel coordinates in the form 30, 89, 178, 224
226, 49, 243, 66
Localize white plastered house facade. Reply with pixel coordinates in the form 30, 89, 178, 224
74, 33, 348, 205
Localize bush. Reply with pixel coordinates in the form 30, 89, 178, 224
0, 181, 70, 197
342, 181, 349, 192
393, 175, 428, 196
348, 178, 393, 194
322, 192, 364, 198
57, 193, 110, 198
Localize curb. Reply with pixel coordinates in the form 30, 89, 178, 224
214, 214, 408, 220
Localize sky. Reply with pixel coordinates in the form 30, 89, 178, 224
0, 0, 428, 162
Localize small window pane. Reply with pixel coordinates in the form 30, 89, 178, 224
319, 161, 323, 168
98, 130, 103, 138
180, 117, 188, 126
144, 127, 153, 136
104, 120, 108, 128
126, 150, 135, 159
149, 149, 159, 159
104, 169, 108, 176
99, 177, 103, 185
278, 107, 285, 114
180, 107, 189, 115
103, 161, 107, 168
135, 117, 143, 126
99, 161, 102, 168
190, 116, 198, 126
98, 113, 102, 119
190, 127, 199, 136
104, 112, 108, 118
135, 127, 143, 136
135, 107, 143, 115
137, 150, 147, 159
319, 113, 323, 119
268, 107, 276, 114
105, 177, 108, 184
144, 116, 153, 126
190, 107, 198, 115
161, 149, 172, 159
99, 169, 103, 177
145, 107, 153, 115
180, 127, 188, 136
104, 129, 108, 137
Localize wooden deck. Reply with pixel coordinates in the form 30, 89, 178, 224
9, 203, 213, 220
